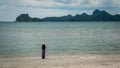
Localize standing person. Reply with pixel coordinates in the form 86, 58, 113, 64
41, 44, 46, 59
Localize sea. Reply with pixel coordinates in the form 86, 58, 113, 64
0, 22, 120, 57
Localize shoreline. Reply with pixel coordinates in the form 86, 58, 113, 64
0, 54, 120, 68
0, 53, 120, 58
0, 54, 120, 60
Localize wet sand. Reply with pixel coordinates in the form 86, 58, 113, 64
0, 54, 120, 68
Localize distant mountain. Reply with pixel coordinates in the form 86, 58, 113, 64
42, 15, 74, 21
16, 14, 32, 22
15, 9, 120, 22
16, 14, 42, 22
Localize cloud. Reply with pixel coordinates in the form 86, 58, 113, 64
0, 0, 119, 10
0, 6, 6, 10
54, 0, 74, 4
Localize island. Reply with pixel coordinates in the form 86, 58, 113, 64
16, 9, 120, 22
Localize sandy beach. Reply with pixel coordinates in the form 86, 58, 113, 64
0, 54, 120, 68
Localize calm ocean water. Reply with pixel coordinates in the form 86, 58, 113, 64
0, 22, 120, 57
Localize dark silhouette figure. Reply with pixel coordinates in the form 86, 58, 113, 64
41, 44, 46, 59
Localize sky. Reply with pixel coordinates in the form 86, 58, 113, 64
0, 0, 120, 21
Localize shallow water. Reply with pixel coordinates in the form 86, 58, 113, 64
0, 22, 120, 57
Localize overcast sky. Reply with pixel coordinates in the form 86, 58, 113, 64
0, 0, 120, 21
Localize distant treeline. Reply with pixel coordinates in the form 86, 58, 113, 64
16, 9, 120, 22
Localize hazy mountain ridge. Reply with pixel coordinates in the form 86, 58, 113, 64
16, 9, 120, 22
